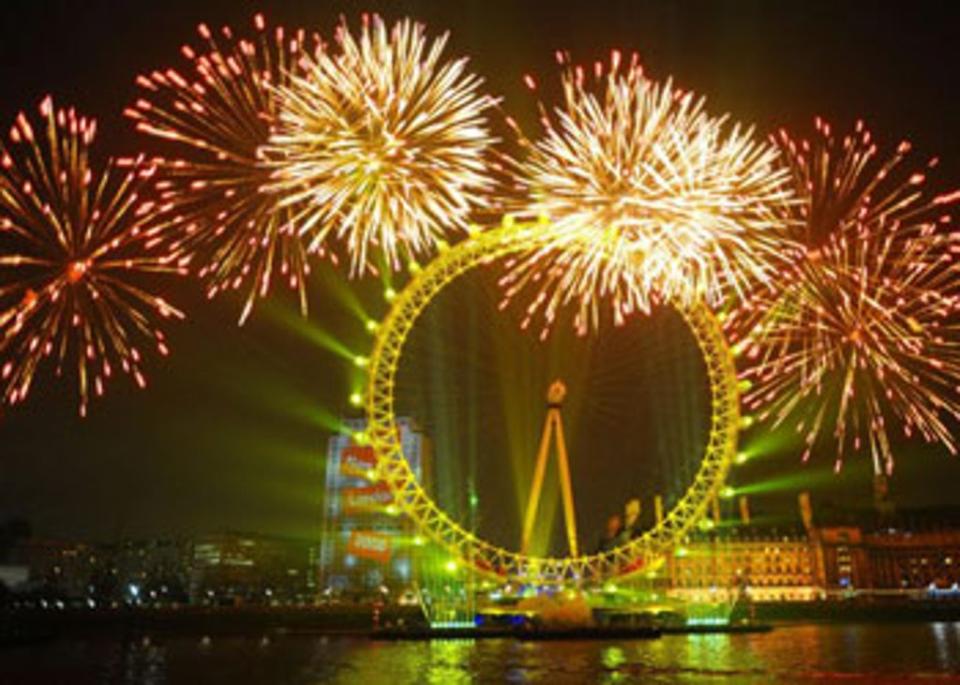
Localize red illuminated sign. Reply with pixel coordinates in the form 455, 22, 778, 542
340, 445, 377, 479
347, 530, 392, 563
342, 484, 394, 514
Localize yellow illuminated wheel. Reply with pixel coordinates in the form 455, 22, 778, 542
364, 219, 740, 582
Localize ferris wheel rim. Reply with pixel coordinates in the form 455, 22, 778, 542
363, 218, 740, 582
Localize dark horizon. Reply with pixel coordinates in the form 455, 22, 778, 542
1, 0, 959, 547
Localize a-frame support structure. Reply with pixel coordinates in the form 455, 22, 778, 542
520, 379, 579, 558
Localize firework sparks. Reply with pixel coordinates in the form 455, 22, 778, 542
127, 14, 327, 324
730, 118, 960, 474
265, 14, 498, 274
499, 53, 792, 337
0, 97, 186, 416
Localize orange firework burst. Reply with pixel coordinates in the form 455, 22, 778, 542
0, 97, 186, 416
499, 52, 793, 337
265, 14, 498, 274
729, 118, 960, 474
127, 14, 328, 324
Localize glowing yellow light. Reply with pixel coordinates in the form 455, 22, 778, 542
720, 486, 735, 499
349, 392, 363, 407
735, 452, 749, 465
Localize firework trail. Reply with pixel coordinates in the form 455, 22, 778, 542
499, 52, 792, 337
265, 14, 499, 275
730, 118, 960, 474
0, 97, 186, 415
128, 14, 326, 324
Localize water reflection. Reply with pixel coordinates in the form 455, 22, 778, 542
597, 645, 623, 683
4, 624, 960, 684
425, 639, 474, 685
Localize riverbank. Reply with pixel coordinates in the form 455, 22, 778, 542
5, 598, 960, 644
1, 604, 418, 641
753, 599, 960, 623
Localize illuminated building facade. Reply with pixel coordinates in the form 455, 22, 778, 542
8, 538, 192, 605
320, 418, 432, 597
866, 529, 960, 591
666, 498, 960, 603
816, 509, 960, 594
810, 525, 869, 592
8, 540, 98, 599
189, 533, 317, 605
667, 526, 822, 603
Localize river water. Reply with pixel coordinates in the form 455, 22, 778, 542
3, 623, 960, 684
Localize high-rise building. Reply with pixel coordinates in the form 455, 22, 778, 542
319, 418, 432, 597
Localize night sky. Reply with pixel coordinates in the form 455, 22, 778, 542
1, 1, 959, 551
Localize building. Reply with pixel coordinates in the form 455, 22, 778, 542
7, 539, 100, 600
10, 538, 195, 606
664, 496, 960, 603
100, 539, 193, 605
667, 525, 822, 603
815, 508, 960, 595
189, 532, 317, 606
319, 418, 432, 598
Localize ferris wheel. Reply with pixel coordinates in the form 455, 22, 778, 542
362, 217, 740, 583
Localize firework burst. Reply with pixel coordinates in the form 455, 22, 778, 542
127, 14, 327, 324
0, 97, 186, 416
499, 53, 792, 337
265, 14, 498, 274
730, 118, 960, 474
